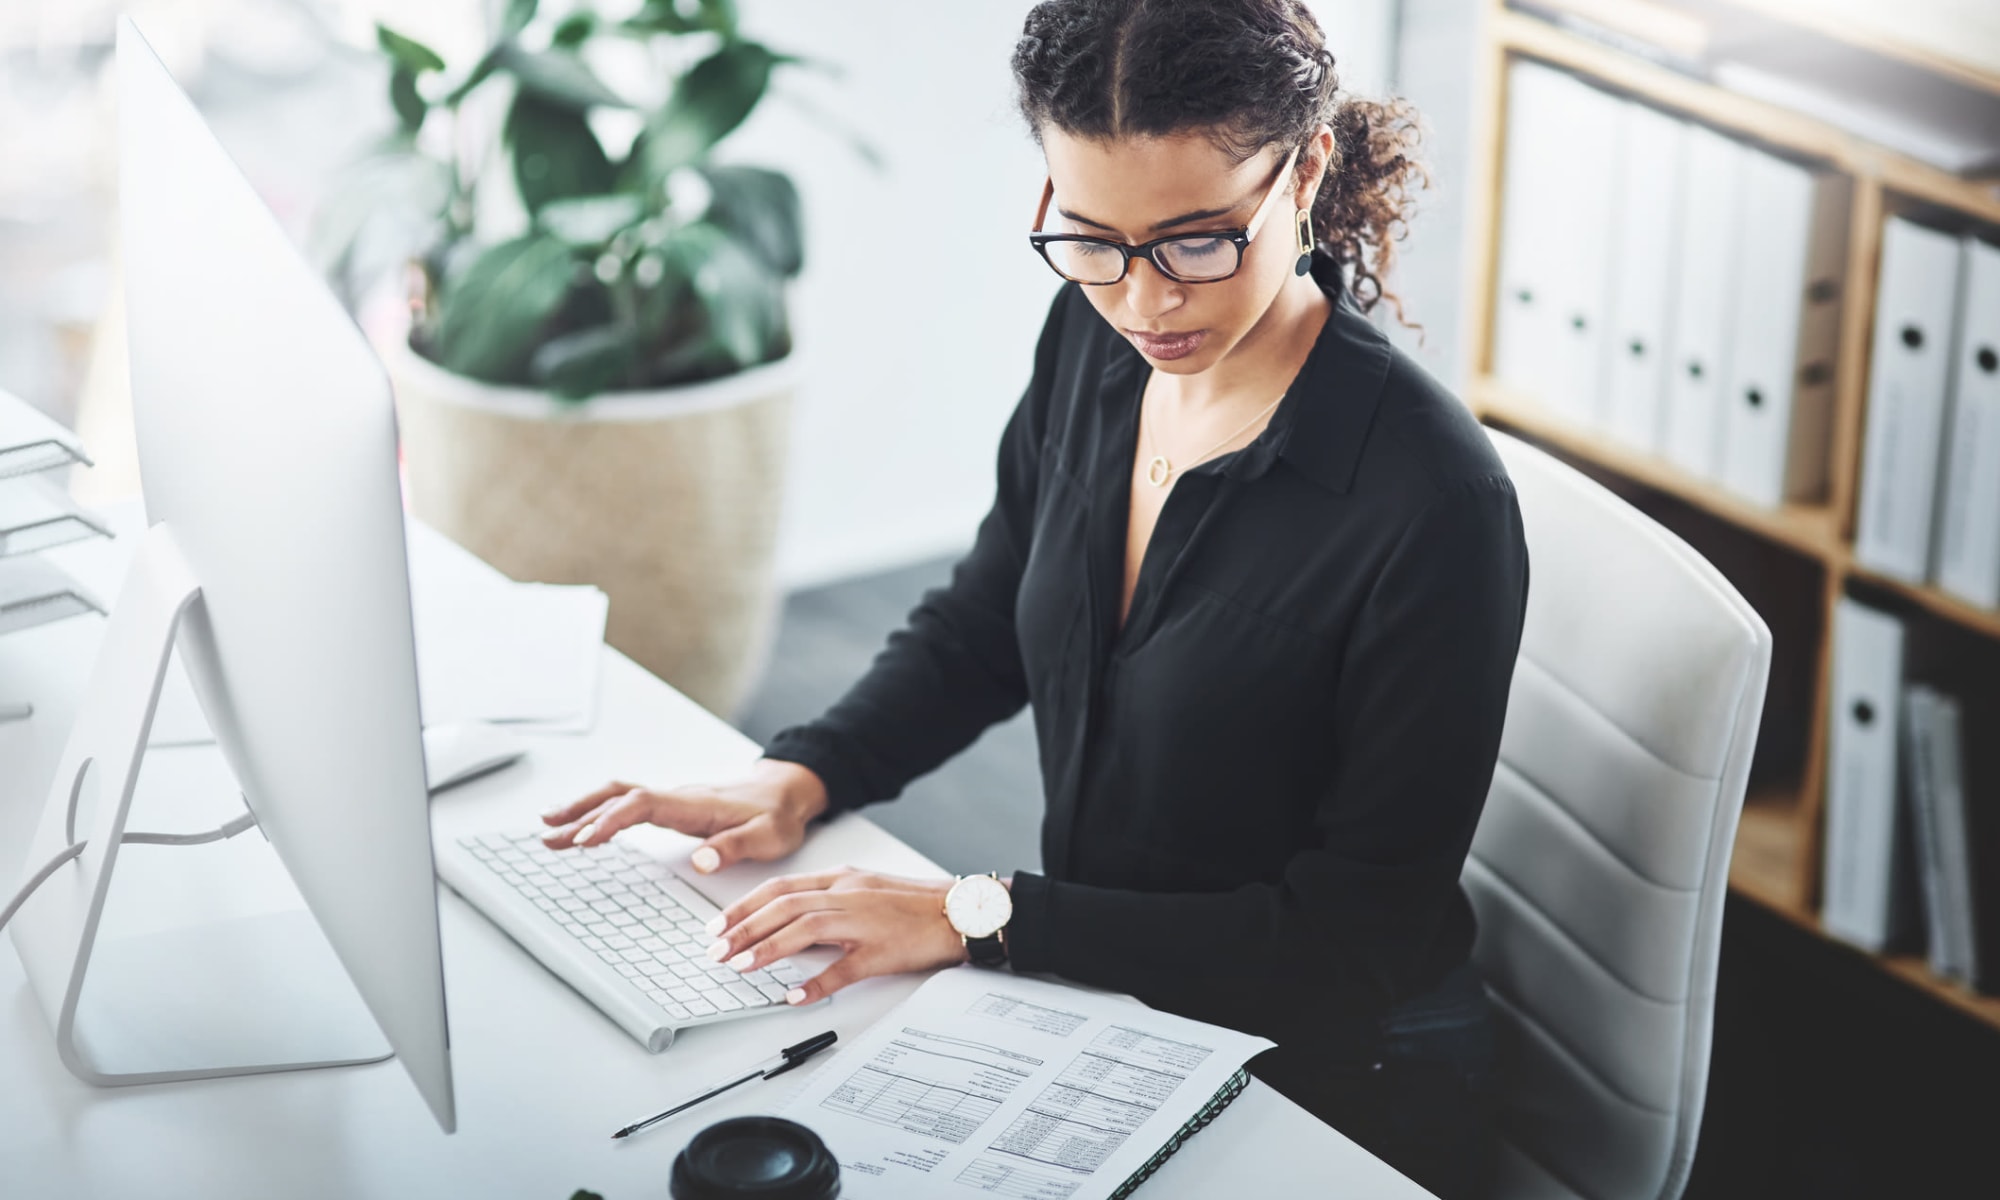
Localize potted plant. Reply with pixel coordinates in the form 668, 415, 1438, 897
317, 0, 824, 717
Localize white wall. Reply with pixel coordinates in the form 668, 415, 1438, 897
731, 1, 1398, 588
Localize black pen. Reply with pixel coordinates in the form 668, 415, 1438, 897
611, 1030, 839, 1140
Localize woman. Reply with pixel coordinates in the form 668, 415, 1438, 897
541, 2, 1528, 1194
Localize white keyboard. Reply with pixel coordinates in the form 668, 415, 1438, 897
435, 831, 808, 1052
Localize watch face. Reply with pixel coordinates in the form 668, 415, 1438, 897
945, 875, 1012, 940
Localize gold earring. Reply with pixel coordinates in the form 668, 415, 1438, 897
1293, 208, 1313, 277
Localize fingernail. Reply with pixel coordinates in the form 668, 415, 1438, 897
785, 988, 807, 1005
706, 941, 729, 962
573, 823, 596, 845
728, 951, 755, 972
691, 846, 720, 874
705, 914, 725, 936
541, 807, 566, 820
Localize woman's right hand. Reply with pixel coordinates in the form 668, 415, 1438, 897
539, 758, 830, 875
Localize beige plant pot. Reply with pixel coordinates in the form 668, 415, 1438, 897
383, 339, 796, 719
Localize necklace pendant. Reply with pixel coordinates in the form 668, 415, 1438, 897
1145, 455, 1173, 488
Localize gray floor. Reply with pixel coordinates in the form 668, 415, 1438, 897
734, 558, 1045, 878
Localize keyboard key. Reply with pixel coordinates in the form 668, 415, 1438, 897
660, 879, 717, 916
586, 922, 616, 938
619, 948, 650, 964
683, 996, 717, 1017
668, 985, 697, 1002
769, 961, 804, 985
580, 937, 606, 952
724, 982, 765, 1008
660, 1001, 691, 1021
603, 934, 634, 951
607, 912, 640, 928
670, 962, 703, 979
640, 961, 675, 980
637, 937, 668, 953
614, 963, 642, 978
588, 900, 621, 916
755, 979, 789, 1002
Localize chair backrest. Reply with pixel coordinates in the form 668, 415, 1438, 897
1467, 432, 1771, 1200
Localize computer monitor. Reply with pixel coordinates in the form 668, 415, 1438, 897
6, 18, 454, 1131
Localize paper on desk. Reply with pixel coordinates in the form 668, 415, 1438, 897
147, 576, 608, 744
778, 966, 1273, 1200
409, 577, 607, 728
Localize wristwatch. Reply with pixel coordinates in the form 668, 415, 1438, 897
943, 872, 1012, 968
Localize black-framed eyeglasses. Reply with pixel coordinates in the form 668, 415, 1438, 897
1028, 145, 1299, 285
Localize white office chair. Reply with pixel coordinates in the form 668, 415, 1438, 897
1465, 431, 1772, 1200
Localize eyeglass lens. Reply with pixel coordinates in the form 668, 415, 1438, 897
1043, 235, 1241, 284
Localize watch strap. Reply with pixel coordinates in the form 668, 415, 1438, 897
965, 928, 1008, 968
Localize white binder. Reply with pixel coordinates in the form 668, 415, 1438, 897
1493, 60, 1570, 411
1600, 101, 1686, 454
1493, 62, 1620, 428
1543, 76, 1622, 429
1933, 236, 2000, 608
1855, 218, 1964, 584
1716, 153, 1849, 508
1660, 125, 1744, 481
1822, 599, 1908, 953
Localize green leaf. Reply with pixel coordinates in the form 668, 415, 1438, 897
531, 324, 643, 398
376, 23, 445, 73
428, 235, 578, 381
659, 221, 784, 369
501, 0, 539, 38
552, 11, 596, 47
506, 93, 616, 215
390, 65, 426, 134
498, 43, 630, 111
444, 45, 503, 105
538, 194, 647, 247
700, 165, 803, 277
638, 41, 779, 177
623, 0, 738, 37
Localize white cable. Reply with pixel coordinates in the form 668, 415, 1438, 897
0, 802, 259, 933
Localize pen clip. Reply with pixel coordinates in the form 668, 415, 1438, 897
764, 1030, 838, 1079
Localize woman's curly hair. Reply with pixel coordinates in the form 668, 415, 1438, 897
1012, 0, 1427, 326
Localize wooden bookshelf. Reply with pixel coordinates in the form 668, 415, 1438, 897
1469, 379, 1847, 562
1464, 0, 2000, 1033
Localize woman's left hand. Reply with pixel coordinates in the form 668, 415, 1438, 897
704, 868, 971, 1005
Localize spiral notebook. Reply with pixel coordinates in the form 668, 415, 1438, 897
778, 966, 1272, 1199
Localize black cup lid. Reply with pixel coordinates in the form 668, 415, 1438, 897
670, 1116, 840, 1200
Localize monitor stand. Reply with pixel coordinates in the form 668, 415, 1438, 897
7, 523, 391, 1086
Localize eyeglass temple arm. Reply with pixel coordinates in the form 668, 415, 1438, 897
1244, 144, 1302, 241
1032, 177, 1054, 234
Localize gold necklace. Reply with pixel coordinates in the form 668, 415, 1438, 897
1141, 388, 1287, 488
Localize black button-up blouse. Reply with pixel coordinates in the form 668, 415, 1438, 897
764, 250, 1530, 1107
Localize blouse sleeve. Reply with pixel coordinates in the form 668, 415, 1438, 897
1005, 472, 1529, 1029
761, 286, 1074, 814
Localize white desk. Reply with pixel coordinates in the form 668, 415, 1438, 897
0, 509, 1430, 1199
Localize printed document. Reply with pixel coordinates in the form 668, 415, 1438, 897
779, 966, 1273, 1199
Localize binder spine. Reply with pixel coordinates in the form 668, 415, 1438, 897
1779, 173, 1851, 503
1108, 1068, 1252, 1200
